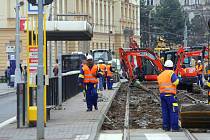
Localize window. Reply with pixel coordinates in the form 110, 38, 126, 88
151, 0, 153, 5
96, 1, 98, 24
81, 0, 84, 13
101, 43, 103, 49
147, 0, 150, 5
104, 3, 107, 25
92, 42, 94, 49
91, 1, 94, 23
86, 0, 89, 14
100, 0, 102, 24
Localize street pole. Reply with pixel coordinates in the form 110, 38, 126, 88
58, 41, 62, 108
184, 20, 188, 48
15, 0, 21, 86
37, 0, 44, 139
108, 1, 111, 50
139, 0, 141, 47
148, 11, 151, 48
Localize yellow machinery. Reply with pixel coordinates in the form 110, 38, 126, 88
154, 36, 170, 58
26, 14, 47, 126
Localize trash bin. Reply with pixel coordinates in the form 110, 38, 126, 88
10, 75, 15, 87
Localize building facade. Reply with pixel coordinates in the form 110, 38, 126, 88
0, 0, 140, 75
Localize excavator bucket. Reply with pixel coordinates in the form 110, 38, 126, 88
180, 104, 210, 128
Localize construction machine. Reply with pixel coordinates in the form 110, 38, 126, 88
91, 49, 112, 64
119, 47, 163, 82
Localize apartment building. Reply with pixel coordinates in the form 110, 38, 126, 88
0, 0, 140, 74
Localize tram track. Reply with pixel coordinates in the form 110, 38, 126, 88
183, 129, 199, 140
102, 81, 209, 140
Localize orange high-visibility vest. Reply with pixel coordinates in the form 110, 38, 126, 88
157, 70, 176, 94
196, 65, 203, 75
98, 64, 106, 75
106, 65, 113, 77
83, 64, 98, 83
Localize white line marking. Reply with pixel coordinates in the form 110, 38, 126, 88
145, 133, 171, 140
98, 134, 122, 140
0, 116, 16, 128
75, 134, 90, 140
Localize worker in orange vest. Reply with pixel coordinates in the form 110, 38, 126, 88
106, 61, 114, 90
98, 60, 106, 91
196, 60, 203, 87
157, 60, 179, 132
79, 55, 100, 111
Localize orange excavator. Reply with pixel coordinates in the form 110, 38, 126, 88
173, 46, 207, 91
119, 38, 163, 81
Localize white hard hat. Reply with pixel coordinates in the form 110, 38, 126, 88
108, 61, 112, 64
98, 60, 103, 63
164, 60, 174, 68
86, 55, 93, 60
198, 60, 201, 63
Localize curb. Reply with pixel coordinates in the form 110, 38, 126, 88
90, 81, 124, 140
0, 90, 16, 97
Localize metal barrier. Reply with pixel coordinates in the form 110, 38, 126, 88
0, 76, 7, 83
16, 71, 80, 128
47, 71, 80, 106
17, 83, 27, 128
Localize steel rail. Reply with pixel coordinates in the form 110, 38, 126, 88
183, 129, 199, 140
123, 82, 131, 140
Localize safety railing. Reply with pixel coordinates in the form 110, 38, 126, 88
0, 76, 7, 83
47, 71, 80, 106
16, 71, 80, 127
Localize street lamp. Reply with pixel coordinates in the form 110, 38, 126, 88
15, 0, 24, 87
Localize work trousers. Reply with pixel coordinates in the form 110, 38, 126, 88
85, 83, 98, 110
160, 93, 179, 131
98, 76, 104, 91
107, 76, 113, 90
197, 74, 203, 87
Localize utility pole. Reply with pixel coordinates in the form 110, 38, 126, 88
148, 11, 151, 48
37, 0, 44, 139
108, 1, 111, 50
15, 0, 22, 86
139, 0, 141, 47
58, 42, 62, 108
184, 20, 188, 48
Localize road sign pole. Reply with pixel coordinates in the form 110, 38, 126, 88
15, 0, 21, 86
37, 0, 44, 139
58, 42, 62, 108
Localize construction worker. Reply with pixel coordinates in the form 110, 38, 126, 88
106, 61, 114, 90
196, 60, 203, 87
79, 58, 87, 101
207, 75, 210, 104
78, 55, 99, 111
98, 60, 106, 91
157, 60, 180, 132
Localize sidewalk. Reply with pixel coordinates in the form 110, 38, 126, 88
0, 83, 16, 96
0, 82, 121, 140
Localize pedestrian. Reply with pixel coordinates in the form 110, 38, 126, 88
157, 60, 180, 132
106, 61, 114, 90
53, 59, 59, 76
98, 60, 106, 91
23, 66, 27, 83
78, 55, 99, 111
196, 60, 203, 87
5, 66, 10, 86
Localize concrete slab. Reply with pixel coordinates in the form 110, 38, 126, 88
99, 129, 210, 140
